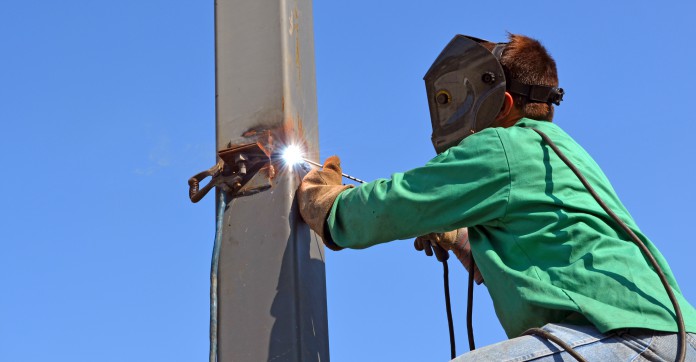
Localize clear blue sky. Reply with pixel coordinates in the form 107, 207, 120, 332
2, 1, 695, 361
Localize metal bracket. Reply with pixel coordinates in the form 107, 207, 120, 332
188, 133, 276, 203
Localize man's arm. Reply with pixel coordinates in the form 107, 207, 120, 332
326, 128, 512, 249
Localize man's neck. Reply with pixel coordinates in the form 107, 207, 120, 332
495, 115, 523, 128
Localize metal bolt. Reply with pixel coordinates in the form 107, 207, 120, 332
482, 72, 496, 84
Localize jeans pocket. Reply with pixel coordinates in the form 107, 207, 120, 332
615, 329, 655, 353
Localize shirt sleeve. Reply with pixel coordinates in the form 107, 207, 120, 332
326, 128, 512, 249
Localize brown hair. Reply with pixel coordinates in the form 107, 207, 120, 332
483, 34, 559, 121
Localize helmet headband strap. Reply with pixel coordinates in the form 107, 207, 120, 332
508, 79, 565, 106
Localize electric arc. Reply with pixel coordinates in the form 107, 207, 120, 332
282, 145, 366, 184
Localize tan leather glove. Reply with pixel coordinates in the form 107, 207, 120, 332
413, 230, 458, 261
297, 156, 353, 251
414, 228, 484, 284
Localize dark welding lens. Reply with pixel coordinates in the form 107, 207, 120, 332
436, 90, 451, 105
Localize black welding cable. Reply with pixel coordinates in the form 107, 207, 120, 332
529, 127, 686, 362
442, 260, 457, 359
466, 254, 476, 352
210, 192, 226, 362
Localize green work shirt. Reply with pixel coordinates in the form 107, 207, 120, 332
327, 118, 696, 338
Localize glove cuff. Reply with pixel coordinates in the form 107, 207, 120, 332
321, 223, 344, 251
299, 184, 353, 251
454, 228, 469, 245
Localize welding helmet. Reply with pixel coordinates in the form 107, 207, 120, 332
424, 35, 507, 154
424, 35, 564, 154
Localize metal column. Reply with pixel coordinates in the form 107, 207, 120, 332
214, 0, 328, 361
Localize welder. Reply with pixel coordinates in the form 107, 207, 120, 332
297, 33, 696, 361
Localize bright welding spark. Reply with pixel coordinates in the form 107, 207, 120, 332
282, 144, 305, 166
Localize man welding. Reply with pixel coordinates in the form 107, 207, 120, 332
297, 33, 696, 361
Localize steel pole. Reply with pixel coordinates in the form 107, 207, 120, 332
214, 0, 329, 361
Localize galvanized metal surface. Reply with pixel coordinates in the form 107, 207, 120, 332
214, 0, 328, 361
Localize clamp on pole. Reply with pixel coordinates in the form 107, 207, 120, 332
188, 133, 276, 203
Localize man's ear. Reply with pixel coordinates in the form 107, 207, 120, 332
497, 92, 515, 119
494, 92, 519, 127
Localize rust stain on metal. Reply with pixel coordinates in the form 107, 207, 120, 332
241, 126, 271, 137
293, 6, 301, 82
241, 124, 306, 181
296, 113, 306, 139
227, 117, 312, 194
242, 129, 258, 138
283, 116, 294, 137
280, 113, 312, 169
260, 165, 274, 179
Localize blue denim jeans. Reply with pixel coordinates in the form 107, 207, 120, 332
452, 323, 696, 361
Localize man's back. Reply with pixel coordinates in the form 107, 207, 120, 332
471, 118, 696, 337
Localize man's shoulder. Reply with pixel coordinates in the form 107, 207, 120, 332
445, 126, 504, 153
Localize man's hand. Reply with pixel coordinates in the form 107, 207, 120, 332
414, 230, 458, 261
297, 156, 353, 251
414, 228, 484, 284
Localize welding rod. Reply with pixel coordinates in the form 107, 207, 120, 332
302, 158, 366, 184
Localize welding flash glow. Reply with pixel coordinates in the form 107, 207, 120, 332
282, 145, 304, 166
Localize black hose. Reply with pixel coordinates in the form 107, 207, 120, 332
467, 254, 476, 351
529, 127, 686, 362
442, 260, 456, 359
